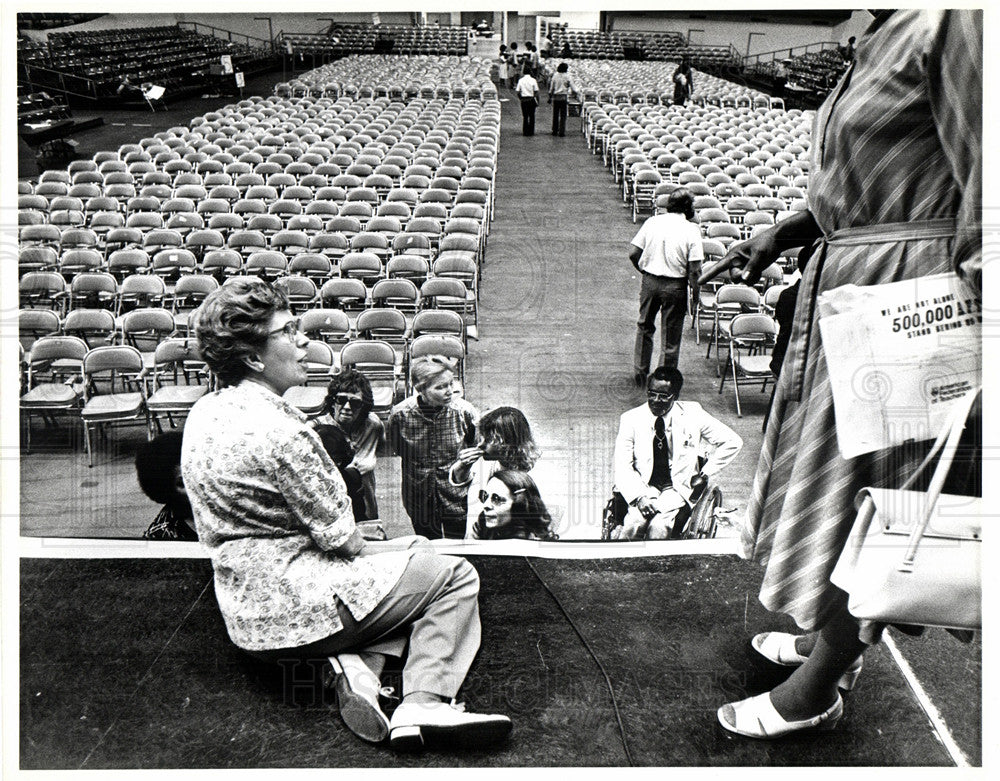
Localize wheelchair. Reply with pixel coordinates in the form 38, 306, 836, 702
600, 475, 724, 541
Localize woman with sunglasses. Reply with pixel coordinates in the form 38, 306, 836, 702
182, 279, 511, 750
388, 355, 479, 539
314, 370, 385, 521
446, 406, 544, 539
469, 470, 557, 541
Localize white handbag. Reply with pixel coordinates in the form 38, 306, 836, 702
830, 387, 981, 630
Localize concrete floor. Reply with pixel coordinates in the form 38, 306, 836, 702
19, 79, 768, 541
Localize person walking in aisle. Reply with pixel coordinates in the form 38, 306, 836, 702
548, 62, 578, 137
515, 66, 540, 136
628, 187, 703, 385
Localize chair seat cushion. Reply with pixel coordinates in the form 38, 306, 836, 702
21, 384, 81, 407
282, 385, 326, 414
81, 392, 144, 420
146, 385, 207, 409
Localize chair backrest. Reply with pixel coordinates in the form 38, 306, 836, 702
411, 309, 465, 339
340, 339, 396, 370
729, 312, 779, 340
356, 307, 408, 339
410, 333, 465, 364
25, 335, 89, 377
62, 308, 117, 347
715, 284, 762, 308
82, 344, 145, 388
300, 308, 351, 341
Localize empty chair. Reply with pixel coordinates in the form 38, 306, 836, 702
338, 340, 398, 418
386, 254, 429, 286
707, 283, 762, 367
350, 232, 391, 262
718, 312, 779, 416
309, 232, 350, 261
340, 251, 383, 286
18, 308, 62, 355
62, 308, 117, 349
319, 277, 369, 313
228, 229, 268, 258
288, 253, 333, 280
144, 337, 209, 437
116, 273, 167, 314
201, 249, 245, 281
65, 271, 117, 310
20, 335, 89, 453
274, 275, 319, 312
19, 246, 58, 276
420, 276, 477, 340
151, 248, 198, 282
170, 274, 220, 331
270, 229, 310, 257
355, 308, 409, 366
245, 250, 288, 280
410, 309, 465, 344
371, 278, 420, 314
300, 308, 352, 347
19, 271, 67, 310
79, 345, 147, 467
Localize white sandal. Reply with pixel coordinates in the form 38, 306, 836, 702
718, 692, 844, 739
751, 632, 863, 691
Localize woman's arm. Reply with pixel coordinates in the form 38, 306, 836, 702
348, 415, 384, 474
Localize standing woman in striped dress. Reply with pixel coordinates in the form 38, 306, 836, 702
702, 9, 982, 737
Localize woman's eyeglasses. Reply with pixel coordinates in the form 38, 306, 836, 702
333, 394, 364, 412
267, 319, 302, 341
478, 490, 511, 506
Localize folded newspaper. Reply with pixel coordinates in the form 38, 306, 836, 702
817, 272, 980, 458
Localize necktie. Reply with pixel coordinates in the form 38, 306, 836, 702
650, 415, 672, 491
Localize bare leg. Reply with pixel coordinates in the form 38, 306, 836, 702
769, 607, 867, 720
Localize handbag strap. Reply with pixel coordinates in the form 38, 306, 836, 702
899, 387, 980, 571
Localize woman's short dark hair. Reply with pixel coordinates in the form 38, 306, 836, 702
193, 277, 289, 386
479, 406, 539, 471
557, 62, 569, 73
478, 469, 557, 541
665, 187, 695, 220
135, 431, 184, 505
324, 368, 374, 419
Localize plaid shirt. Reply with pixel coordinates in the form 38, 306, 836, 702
388, 395, 479, 537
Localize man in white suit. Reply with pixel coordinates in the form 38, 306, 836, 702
612, 367, 742, 539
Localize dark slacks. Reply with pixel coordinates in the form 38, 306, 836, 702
520, 97, 536, 135
634, 273, 688, 374
551, 97, 568, 135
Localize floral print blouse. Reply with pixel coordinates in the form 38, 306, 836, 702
181, 380, 409, 651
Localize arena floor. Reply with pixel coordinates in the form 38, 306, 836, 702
13, 68, 982, 769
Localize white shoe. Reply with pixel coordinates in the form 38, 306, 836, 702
718, 691, 844, 739
751, 632, 863, 691
329, 654, 390, 743
388, 700, 512, 751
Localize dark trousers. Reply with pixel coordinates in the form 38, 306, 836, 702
634, 273, 688, 374
551, 97, 568, 135
520, 97, 536, 135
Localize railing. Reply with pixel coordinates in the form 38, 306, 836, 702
176, 21, 273, 51
743, 41, 839, 67
20, 63, 102, 101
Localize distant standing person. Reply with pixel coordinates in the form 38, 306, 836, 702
672, 60, 694, 105
773, 59, 790, 100
515, 66, 540, 136
548, 62, 578, 137
628, 187, 703, 385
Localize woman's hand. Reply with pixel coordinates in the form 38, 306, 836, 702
699, 209, 821, 286
451, 447, 483, 484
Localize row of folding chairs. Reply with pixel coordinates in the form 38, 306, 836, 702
19, 261, 479, 338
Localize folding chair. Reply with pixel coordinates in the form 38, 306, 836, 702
707, 284, 762, 371
719, 312, 779, 416
79, 345, 147, 467
144, 337, 209, 436
339, 340, 400, 420
20, 335, 88, 454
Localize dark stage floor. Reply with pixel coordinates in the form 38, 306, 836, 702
20, 555, 980, 768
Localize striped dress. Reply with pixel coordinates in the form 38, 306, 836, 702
741, 10, 982, 639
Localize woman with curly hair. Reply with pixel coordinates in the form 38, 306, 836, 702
181, 278, 510, 750
445, 406, 545, 539
469, 470, 558, 541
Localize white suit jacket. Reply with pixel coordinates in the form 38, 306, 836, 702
613, 400, 742, 505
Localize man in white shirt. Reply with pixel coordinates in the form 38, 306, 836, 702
515, 66, 540, 136
628, 187, 703, 385
612, 367, 742, 540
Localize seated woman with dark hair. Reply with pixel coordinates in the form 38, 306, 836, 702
314, 369, 384, 522
137, 430, 198, 541
469, 470, 558, 541
182, 277, 510, 751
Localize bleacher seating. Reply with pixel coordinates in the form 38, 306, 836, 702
746, 47, 848, 101
548, 27, 740, 70
283, 23, 472, 60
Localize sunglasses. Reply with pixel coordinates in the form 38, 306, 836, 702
333, 394, 365, 412
267, 318, 302, 341
478, 490, 511, 506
